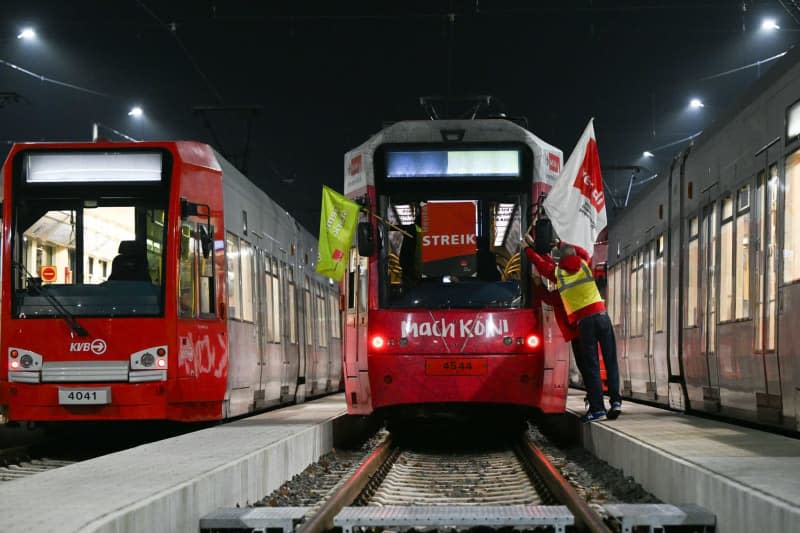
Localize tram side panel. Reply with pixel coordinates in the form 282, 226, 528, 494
172, 144, 229, 420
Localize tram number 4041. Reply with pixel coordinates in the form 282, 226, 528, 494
425, 358, 487, 376
58, 388, 111, 405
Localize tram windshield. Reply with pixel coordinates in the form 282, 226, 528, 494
11, 151, 168, 318
380, 195, 526, 309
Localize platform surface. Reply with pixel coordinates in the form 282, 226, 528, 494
569, 390, 800, 533
0, 394, 346, 533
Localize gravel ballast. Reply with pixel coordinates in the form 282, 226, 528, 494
259, 417, 659, 508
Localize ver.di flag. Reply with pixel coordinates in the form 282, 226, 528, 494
316, 185, 361, 282
542, 118, 607, 255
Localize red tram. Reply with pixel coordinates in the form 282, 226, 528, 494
341, 119, 570, 419
0, 140, 341, 423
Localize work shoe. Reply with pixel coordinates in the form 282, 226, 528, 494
607, 402, 622, 420
580, 410, 607, 423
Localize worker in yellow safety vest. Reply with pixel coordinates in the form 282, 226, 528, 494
524, 236, 621, 423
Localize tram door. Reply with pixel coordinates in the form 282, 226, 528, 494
754, 163, 782, 421
700, 202, 720, 405
344, 248, 371, 412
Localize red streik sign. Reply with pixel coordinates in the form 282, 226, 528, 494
420, 201, 476, 277
40, 265, 57, 282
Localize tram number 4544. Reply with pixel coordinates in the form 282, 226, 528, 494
425, 358, 487, 376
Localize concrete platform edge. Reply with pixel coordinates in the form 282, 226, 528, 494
82, 416, 338, 533
574, 412, 800, 533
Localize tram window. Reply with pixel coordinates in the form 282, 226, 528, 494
722, 195, 733, 219
607, 265, 617, 326
240, 240, 254, 322
785, 149, 800, 282
768, 165, 779, 351
358, 257, 368, 313
755, 173, 766, 348
179, 222, 197, 317
317, 283, 328, 347
616, 263, 625, 328
788, 100, 800, 142
304, 278, 313, 346
629, 257, 639, 336
738, 184, 750, 211
329, 291, 341, 338
271, 258, 281, 340
636, 251, 644, 335
288, 265, 297, 344
198, 228, 215, 317
145, 209, 165, 285
15, 200, 166, 317
720, 204, 734, 322
686, 217, 699, 328
735, 186, 750, 319
226, 232, 241, 320
347, 248, 357, 311
655, 235, 665, 332
265, 259, 275, 341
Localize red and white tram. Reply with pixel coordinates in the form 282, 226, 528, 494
341, 119, 570, 419
0, 140, 341, 423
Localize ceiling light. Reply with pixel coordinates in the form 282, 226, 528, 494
17, 28, 36, 40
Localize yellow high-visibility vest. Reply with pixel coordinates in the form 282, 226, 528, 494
555, 260, 603, 316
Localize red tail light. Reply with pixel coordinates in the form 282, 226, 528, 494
526, 334, 541, 349
371, 335, 386, 349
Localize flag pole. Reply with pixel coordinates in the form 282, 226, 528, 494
363, 209, 414, 238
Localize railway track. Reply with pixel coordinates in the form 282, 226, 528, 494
296, 434, 611, 533
202, 428, 715, 533
0, 446, 75, 482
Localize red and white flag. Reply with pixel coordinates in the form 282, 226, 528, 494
543, 119, 607, 255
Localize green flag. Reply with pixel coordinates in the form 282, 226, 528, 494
316, 185, 361, 281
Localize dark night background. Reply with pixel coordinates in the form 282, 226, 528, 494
1, 1, 797, 232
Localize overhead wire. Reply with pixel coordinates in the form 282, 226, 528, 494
134, 0, 225, 104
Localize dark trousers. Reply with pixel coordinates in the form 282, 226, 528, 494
578, 312, 621, 413
570, 337, 586, 386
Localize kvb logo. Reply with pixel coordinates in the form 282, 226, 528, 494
69, 339, 108, 355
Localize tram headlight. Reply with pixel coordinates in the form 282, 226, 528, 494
526, 334, 541, 349
7, 347, 43, 381
370, 335, 386, 350
130, 345, 168, 371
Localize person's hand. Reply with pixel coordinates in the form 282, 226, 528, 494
524, 234, 535, 247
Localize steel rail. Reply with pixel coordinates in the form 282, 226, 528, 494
295, 436, 395, 533
518, 436, 612, 533
0, 446, 30, 465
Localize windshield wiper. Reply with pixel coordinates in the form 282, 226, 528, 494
13, 261, 89, 337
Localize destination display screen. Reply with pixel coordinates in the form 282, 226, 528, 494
25, 152, 163, 183
385, 149, 521, 179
